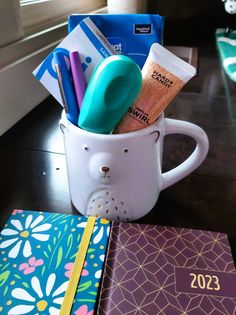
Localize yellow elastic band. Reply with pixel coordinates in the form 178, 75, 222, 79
59, 216, 96, 315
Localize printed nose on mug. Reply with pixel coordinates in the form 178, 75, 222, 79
100, 166, 110, 173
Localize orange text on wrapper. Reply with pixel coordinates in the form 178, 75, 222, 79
151, 71, 173, 88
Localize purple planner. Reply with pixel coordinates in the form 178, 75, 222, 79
98, 223, 236, 315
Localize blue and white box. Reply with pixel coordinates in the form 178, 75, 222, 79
68, 14, 165, 68
33, 17, 115, 106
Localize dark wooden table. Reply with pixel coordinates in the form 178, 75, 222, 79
0, 44, 236, 263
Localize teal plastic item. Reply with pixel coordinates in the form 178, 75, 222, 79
216, 28, 236, 82
78, 55, 142, 134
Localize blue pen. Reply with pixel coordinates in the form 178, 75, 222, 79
53, 51, 79, 125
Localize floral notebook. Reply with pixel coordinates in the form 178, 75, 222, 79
0, 209, 110, 315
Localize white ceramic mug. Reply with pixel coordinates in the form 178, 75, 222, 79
60, 112, 209, 221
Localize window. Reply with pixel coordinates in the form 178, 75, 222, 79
20, 0, 106, 34
0, 0, 107, 68
0, 1, 23, 48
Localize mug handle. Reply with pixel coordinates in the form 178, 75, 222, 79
160, 118, 209, 191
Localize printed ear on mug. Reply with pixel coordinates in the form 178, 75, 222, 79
150, 130, 160, 143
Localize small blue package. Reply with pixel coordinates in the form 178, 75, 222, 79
68, 14, 165, 68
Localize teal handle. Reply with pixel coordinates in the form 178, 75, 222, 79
78, 55, 142, 134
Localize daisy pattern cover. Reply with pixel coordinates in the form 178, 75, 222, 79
0, 209, 110, 315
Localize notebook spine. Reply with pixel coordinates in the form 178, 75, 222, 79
97, 222, 120, 314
